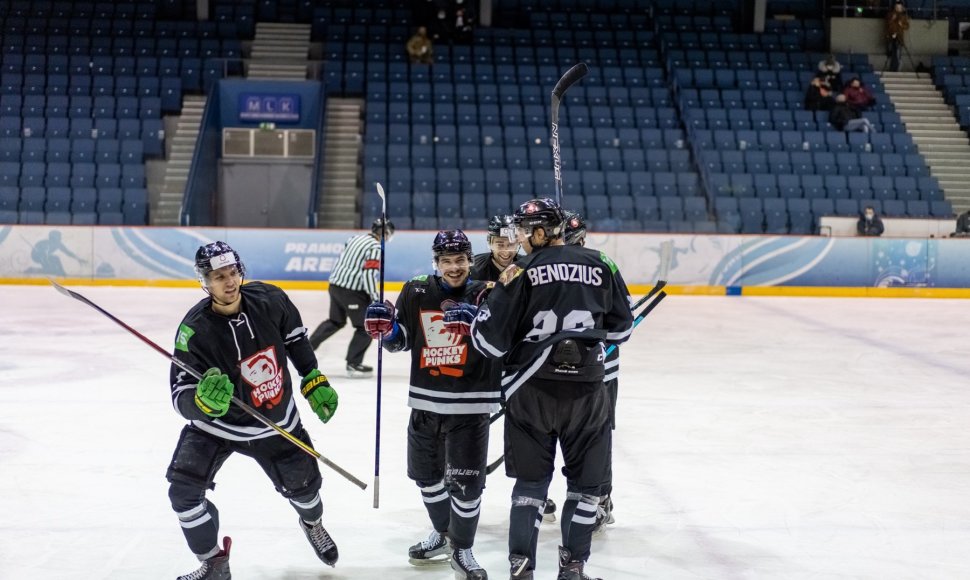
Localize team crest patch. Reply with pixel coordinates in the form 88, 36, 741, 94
239, 346, 284, 409
419, 310, 467, 377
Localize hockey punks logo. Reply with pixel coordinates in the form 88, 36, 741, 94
419, 310, 467, 377
239, 346, 284, 409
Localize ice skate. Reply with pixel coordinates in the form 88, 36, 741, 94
542, 498, 557, 522
177, 536, 231, 580
592, 495, 614, 535
408, 529, 451, 565
346, 362, 374, 378
509, 553, 533, 579
557, 546, 602, 580
300, 518, 338, 566
450, 546, 487, 579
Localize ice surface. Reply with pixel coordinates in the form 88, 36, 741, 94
2, 286, 969, 579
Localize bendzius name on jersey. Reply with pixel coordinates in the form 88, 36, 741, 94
527, 263, 603, 286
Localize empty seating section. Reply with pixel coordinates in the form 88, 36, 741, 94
0, 0, 953, 233
0, 0, 251, 225
344, 1, 709, 232
654, 1, 942, 233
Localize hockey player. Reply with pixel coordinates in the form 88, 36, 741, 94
309, 218, 395, 378
363, 230, 502, 580
564, 211, 615, 533
470, 200, 634, 580
168, 241, 340, 580
470, 214, 520, 282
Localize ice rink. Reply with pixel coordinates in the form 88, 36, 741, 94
2, 284, 970, 579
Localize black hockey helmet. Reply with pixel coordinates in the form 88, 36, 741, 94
432, 229, 473, 259
195, 241, 246, 287
487, 214, 513, 238
513, 198, 565, 239
563, 210, 587, 246
372, 217, 396, 238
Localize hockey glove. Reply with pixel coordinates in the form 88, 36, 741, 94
364, 300, 396, 339
301, 369, 338, 424
443, 303, 478, 336
195, 368, 233, 418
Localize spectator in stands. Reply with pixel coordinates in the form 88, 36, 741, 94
406, 26, 434, 64
817, 54, 844, 92
843, 77, 876, 112
453, 7, 473, 44
829, 94, 876, 133
857, 205, 885, 237
804, 75, 835, 112
952, 209, 970, 237
886, 0, 910, 72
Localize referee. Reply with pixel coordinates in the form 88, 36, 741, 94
309, 218, 395, 378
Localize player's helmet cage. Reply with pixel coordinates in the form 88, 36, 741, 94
563, 210, 587, 246
372, 217, 396, 238
432, 229, 473, 260
513, 198, 565, 239
195, 241, 246, 288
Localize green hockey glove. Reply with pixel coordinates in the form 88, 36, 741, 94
195, 368, 233, 418
301, 369, 338, 423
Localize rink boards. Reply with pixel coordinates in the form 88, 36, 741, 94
2, 224, 970, 297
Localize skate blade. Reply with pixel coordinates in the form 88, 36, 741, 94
346, 370, 373, 379
542, 513, 557, 523
409, 555, 451, 566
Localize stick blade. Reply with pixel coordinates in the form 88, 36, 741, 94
48, 278, 72, 297
375, 182, 386, 216
552, 62, 590, 99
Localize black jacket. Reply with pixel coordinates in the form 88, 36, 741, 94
857, 213, 885, 236
829, 102, 860, 131
169, 282, 317, 441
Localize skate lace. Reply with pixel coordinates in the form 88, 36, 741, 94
307, 522, 336, 553
421, 530, 445, 550
178, 562, 211, 580
457, 548, 482, 570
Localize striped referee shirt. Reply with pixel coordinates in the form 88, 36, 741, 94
329, 232, 381, 301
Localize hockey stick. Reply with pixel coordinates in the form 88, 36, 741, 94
373, 182, 387, 508
604, 240, 672, 357
49, 279, 368, 490
551, 62, 589, 206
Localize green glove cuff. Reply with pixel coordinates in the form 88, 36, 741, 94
301, 370, 338, 423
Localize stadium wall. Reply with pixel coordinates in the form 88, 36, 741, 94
2, 225, 970, 298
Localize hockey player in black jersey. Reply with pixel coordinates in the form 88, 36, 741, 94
364, 230, 502, 580
470, 200, 634, 580
470, 214, 520, 282
564, 211, 616, 534
168, 241, 340, 580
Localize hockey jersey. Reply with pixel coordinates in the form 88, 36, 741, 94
170, 282, 318, 441
383, 274, 502, 415
470, 251, 519, 283
470, 244, 634, 399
